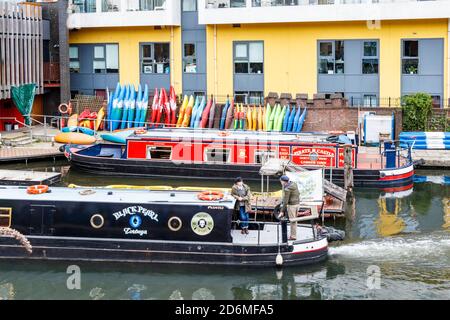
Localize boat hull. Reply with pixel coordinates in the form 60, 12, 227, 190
0, 235, 328, 267
69, 151, 414, 189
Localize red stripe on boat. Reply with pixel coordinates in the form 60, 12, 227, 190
379, 170, 414, 181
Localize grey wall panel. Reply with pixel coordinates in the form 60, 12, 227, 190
402, 75, 443, 94
183, 74, 207, 93
181, 11, 203, 30
344, 40, 361, 75
318, 74, 345, 93
70, 74, 94, 90
419, 39, 443, 75
140, 74, 171, 89
183, 30, 207, 42
234, 74, 264, 92
79, 45, 93, 74
345, 75, 379, 93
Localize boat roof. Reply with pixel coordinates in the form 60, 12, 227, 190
128, 128, 339, 144
0, 186, 236, 208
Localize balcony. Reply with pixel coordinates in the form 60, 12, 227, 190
199, 0, 450, 24
67, 0, 181, 29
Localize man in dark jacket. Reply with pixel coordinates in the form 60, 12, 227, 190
278, 175, 300, 240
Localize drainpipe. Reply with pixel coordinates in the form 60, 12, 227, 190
214, 24, 217, 98
447, 18, 450, 107
170, 26, 174, 87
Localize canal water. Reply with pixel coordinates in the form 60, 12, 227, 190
0, 161, 449, 300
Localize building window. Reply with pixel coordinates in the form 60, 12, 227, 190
254, 150, 276, 164
431, 95, 441, 108
140, 43, 170, 74
72, 0, 96, 13
234, 41, 264, 74
0, 208, 12, 228
93, 44, 118, 74
231, 0, 246, 7
363, 95, 378, 107
318, 40, 344, 74
235, 91, 264, 105
362, 41, 378, 74
102, 0, 120, 12
402, 40, 419, 75
69, 46, 80, 73
182, 0, 196, 11
183, 43, 197, 73
205, 148, 231, 163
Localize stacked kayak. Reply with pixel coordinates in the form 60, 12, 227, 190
106, 83, 149, 130
400, 132, 450, 150
150, 86, 178, 127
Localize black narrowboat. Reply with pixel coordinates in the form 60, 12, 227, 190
0, 186, 330, 267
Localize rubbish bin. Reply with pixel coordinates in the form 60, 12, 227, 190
384, 141, 397, 169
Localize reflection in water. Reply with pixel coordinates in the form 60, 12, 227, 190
443, 198, 450, 229
0, 283, 15, 300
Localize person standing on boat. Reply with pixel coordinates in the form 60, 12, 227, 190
278, 175, 300, 240
231, 177, 252, 234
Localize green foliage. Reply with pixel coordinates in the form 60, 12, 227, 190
402, 93, 433, 131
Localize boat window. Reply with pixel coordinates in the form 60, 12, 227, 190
205, 148, 231, 163
146, 146, 172, 160
254, 150, 276, 164
0, 208, 12, 228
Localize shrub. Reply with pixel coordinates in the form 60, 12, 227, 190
402, 93, 433, 131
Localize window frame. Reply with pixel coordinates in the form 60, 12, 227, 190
318, 40, 345, 75
254, 150, 276, 164
69, 45, 80, 73
0, 207, 12, 228
234, 91, 264, 105
183, 43, 197, 73
204, 147, 231, 163
402, 39, 419, 75
182, 0, 197, 11
233, 41, 264, 75
92, 44, 119, 74
362, 40, 379, 75
146, 145, 173, 160
140, 42, 170, 74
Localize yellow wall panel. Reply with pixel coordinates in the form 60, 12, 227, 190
207, 20, 448, 103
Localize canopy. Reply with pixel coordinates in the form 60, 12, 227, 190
11, 83, 36, 125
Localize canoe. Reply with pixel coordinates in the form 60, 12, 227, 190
176, 95, 189, 127
101, 129, 136, 144
127, 86, 136, 128
62, 126, 95, 136
219, 100, 229, 130
67, 114, 78, 127
169, 86, 177, 125
252, 106, 257, 131
292, 107, 302, 132
208, 97, 216, 129
225, 99, 235, 129
295, 108, 307, 132
200, 96, 213, 128
111, 85, 125, 131
257, 105, 263, 131
287, 106, 296, 132
158, 87, 169, 125
182, 95, 195, 127
233, 104, 240, 130
194, 96, 206, 128
95, 107, 105, 131
239, 104, 245, 130
246, 105, 253, 131
139, 84, 149, 126
120, 85, 131, 130
282, 106, 290, 132
55, 132, 96, 145
265, 104, 272, 131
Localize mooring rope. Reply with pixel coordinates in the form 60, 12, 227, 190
0, 227, 32, 254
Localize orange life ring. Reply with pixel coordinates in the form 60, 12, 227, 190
58, 103, 69, 114
134, 129, 147, 135
198, 190, 224, 201
27, 185, 49, 195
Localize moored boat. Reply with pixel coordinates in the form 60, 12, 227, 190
64, 128, 415, 188
0, 186, 333, 267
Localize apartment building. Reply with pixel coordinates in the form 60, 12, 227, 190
67, 0, 450, 107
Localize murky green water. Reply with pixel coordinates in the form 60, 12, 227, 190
0, 161, 449, 299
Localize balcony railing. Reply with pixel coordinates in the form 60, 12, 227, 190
70, 0, 166, 13
205, 0, 449, 8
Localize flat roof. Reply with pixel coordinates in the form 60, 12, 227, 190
0, 186, 236, 208
129, 128, 336, 144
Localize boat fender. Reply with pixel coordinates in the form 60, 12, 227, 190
380, 172, 386, 178
275, 253, 283, 267
27, 185, 49, 195
198, 191, 224, 201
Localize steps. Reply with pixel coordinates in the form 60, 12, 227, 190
1, 132, 36, 146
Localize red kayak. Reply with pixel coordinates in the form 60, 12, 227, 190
200, 96, 213, 128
